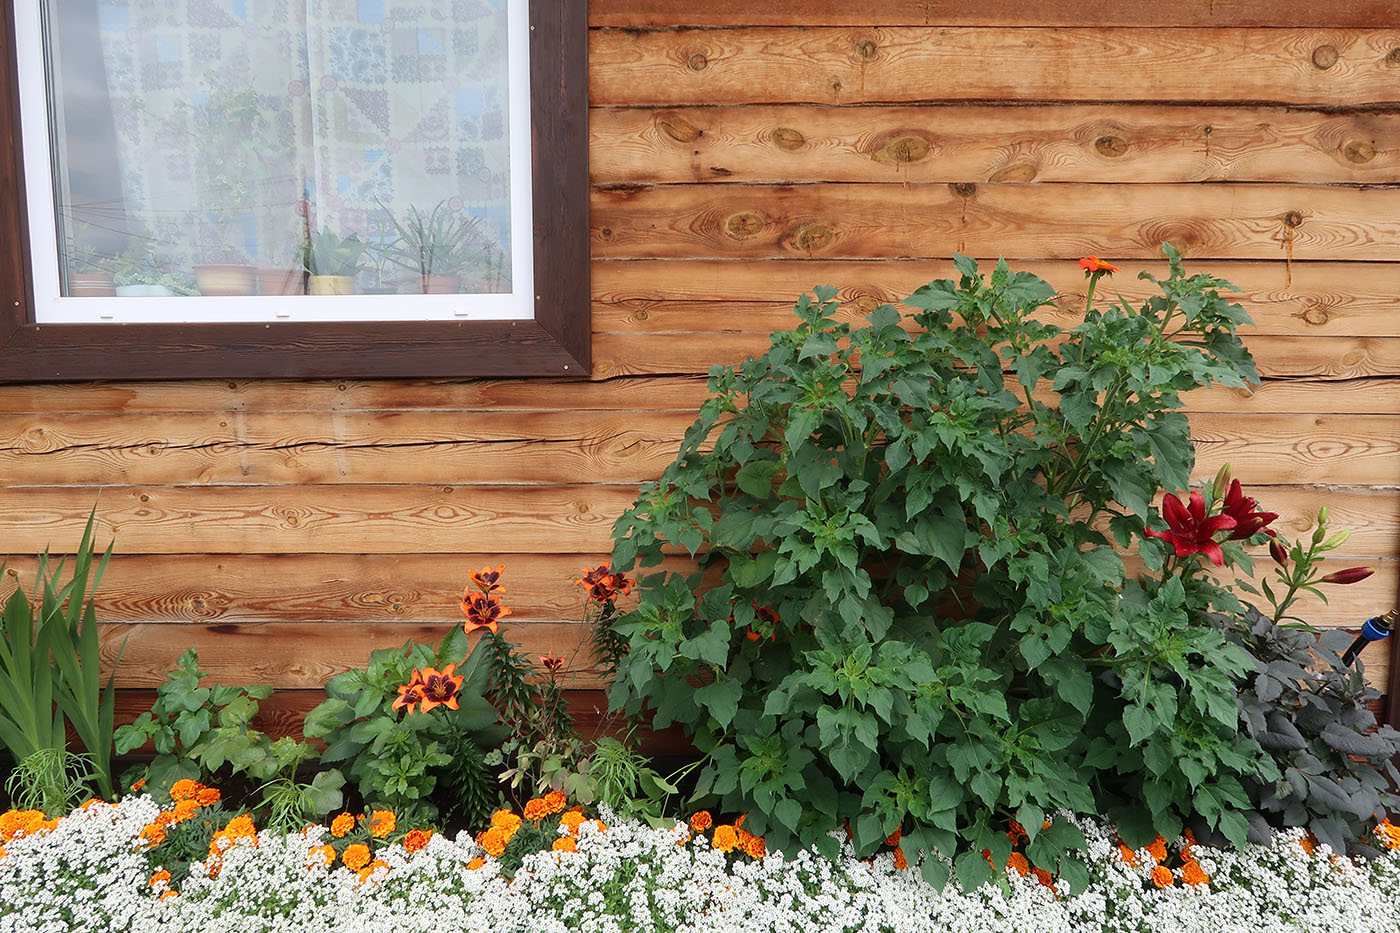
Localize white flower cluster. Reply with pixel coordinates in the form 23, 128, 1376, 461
2, 799, 1399, 933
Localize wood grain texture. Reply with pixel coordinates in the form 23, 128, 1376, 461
592, 105, 1400, 186
0, 485, 640, 555
0, 410, 696, 486
1188, 413, 1400, 486
591, 183, 1400, 261
589, 0, 1400, 28
591, 27, 1400, 107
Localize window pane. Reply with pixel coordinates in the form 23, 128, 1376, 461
44, 0, 515, 304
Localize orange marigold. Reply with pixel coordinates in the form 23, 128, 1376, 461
1006, 852, 1030, 877
1, 810, 46, 841
1147, 835, 1168, 863
159, 890, 178, 901
711, 825, 740, 853
223, 814, 257, 841
1150, 865, 1174, 888
403, 829, 433, 853
553, 836, 578, 852
172, 799, 200, 823
893, 846, 908, 870
1372, 820, 1399, 851
885, 827, 902, 847
1006, 820, 1027, 842
196, 787, 221, 807
742, 833, 766, 859
1032, 867, 1055, 889
981, 848, 996, 870
467, 857, 486, 870
140, 824, 167, 847
367, 809, 396, 838
479, 826, 509, 858
1116, 844, 1141, 867
357, 859, 388, 883
490, 809, 523, 831
149, 869, 172, 888
592, 820, 608, 833
1299, 833, 1318, 856
1179, 859, 1210, 887
330, 813, 355, 838
169, 779, 202, 801
690, 811, 713, 833
308, 844, 336, 867
523, 798, 550, 822
342, 843, 372, 871
560, 810, 586, 834
542, 791, 568, 815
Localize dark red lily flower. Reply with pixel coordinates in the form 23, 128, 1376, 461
540, 654, 565, 673
744, 604, 780, 642
1269, 539, 1289, 567
1144, 491, 1237, 566
1319, 566, 1374, 585
1219, 480, 1279, 541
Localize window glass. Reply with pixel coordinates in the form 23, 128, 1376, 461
20, 0, 533, 321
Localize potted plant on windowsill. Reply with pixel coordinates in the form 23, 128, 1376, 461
298, 227, 366, 296
193, 247, 257, 296
381, 199, 488, 294
106, 244, 197, 297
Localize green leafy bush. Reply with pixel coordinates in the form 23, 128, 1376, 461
607, 248, 1271, 888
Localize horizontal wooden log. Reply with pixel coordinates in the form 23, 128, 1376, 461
591, 183, 1400, 261
589, 1, 1399, 28
592, 332, 1400, 381
592, 105, 1400, 186
1189, 413, 1400, 486
1184, 379, 1400, 415
591, 27, 1400, 107
0, 553, 690, 624
0, 485, 640, 555
0, 410, 697, 486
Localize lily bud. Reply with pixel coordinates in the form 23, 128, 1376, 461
1319, 567, 1374, 586
1212, 464, 1232, 502
1269, 539, 1289, 567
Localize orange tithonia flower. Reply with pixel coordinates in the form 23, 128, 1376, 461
524, 798, 550, 822
575, 565, 634, 604
690, 811, 713, 833
403, 829, 433, 853
461, 592, 511, 635
893, 846, 908, 870
1079, 256, 1120, 274
1032, 867, 1055, 889
330, 813, 355, 838
367, 809, 397, 838
711, 825, 740, 853
149, 869, 172, 888
1151, 865, 1175, 888
1373, 819, 1400, 850
342, 843, 372, 871
553, 836, 578, 852
468, 565, 507, 595
1147, 835, 1168, 863
542, 791, 568, 815
466, 856, 486, 870
308, 844, 336, 867
1116, 844, 1141, 867
560, 810, 586, 835
1178, 859, 1210, 887
1006, 852, 1030, 877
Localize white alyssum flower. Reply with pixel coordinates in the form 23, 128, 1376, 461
1, 798, 1399, 933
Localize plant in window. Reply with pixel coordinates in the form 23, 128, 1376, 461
297, 227, 367, 296
606, 247, 1273, 890
380, 199, 493, 294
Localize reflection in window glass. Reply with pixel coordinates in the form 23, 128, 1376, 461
48, 0, 512, 299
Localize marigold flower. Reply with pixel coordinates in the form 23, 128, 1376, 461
1320, 566, 1374, 585
1033, 867, 1055, 888
524, 798, 551, 822
1079, 256, 1120, 274
711, 825, 740, 853
479, 826, 509, 857
159, 890, 178, 901
172, 799, 200, 823
79, 798, 105, 811
308, 844, 336, 867
886, 827, 903, 847
1299, 833, 1318, 855
223, 814, 257, 841
1, 810, 46, 841
1178, 859, 1210, 887
367, 809, 396, 838
1147, 835, 1168, 863
403, 829, 432, 853
560, 810, 586, 834
593, 820, 608, 833
330, 813, 355, 838
1150, 865, 1174, 888
542, 791, 568, 814
468, 565, 507, 595
553, 836, 578, 852
893, 846, 908, 870
1116, 843, 1141, 866
357, 859, 388, 883
461, 592, 511, 635
575, 565, 634, 603
149, 869, 172, 888
139, 824, 167, 847
743, 833, 768, 859
690, 811, 713, 833
981, 848, 996, 870
1006, 820, 1027, 843
169, 779, 202, 801
342, 843, 372, 871
1144, 490, 1236, 566
490, 809, 523, 832
1005, 852, 1030, 877
467, 856, 486, 870
1374, 819, 1400, 850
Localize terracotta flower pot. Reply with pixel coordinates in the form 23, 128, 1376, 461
308, 274, 356, 296
193, 264, 256, 296
67, 272, 116, 297
420, 275, 459, 294
257, 267, 306, 296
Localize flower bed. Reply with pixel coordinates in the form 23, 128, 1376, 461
3, 797, 1400, 933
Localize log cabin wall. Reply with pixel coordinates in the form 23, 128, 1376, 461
1, 0, 1398, 738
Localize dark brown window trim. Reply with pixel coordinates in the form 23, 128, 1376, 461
0, 0, 589, 382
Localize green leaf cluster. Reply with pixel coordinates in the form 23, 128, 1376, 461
606, 247, 1270, 887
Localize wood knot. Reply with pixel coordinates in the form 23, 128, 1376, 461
1282, 210, 1304, 228
1094, 135, 1128, 157
1300, 306, 1330, 325
793, 224, 834, 253
657, 112, 701, 143
849, 296, 881, 314
189, 596, 207, 612
687, 52, 708, 71
724, 211, 765, 240
139, 494, 149, 502
771, 127, 805, 151
1311, 45, 1339, 69
1387, 47, 1400, 66
1343, 139, 1376, 163
989, 162, 1037, 182
599, 227, 614, 241
872, 134, 931, 165
949, 182, 977, 198
854, 38, 878, 61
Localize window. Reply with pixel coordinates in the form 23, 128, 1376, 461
0, 0, 587, 380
